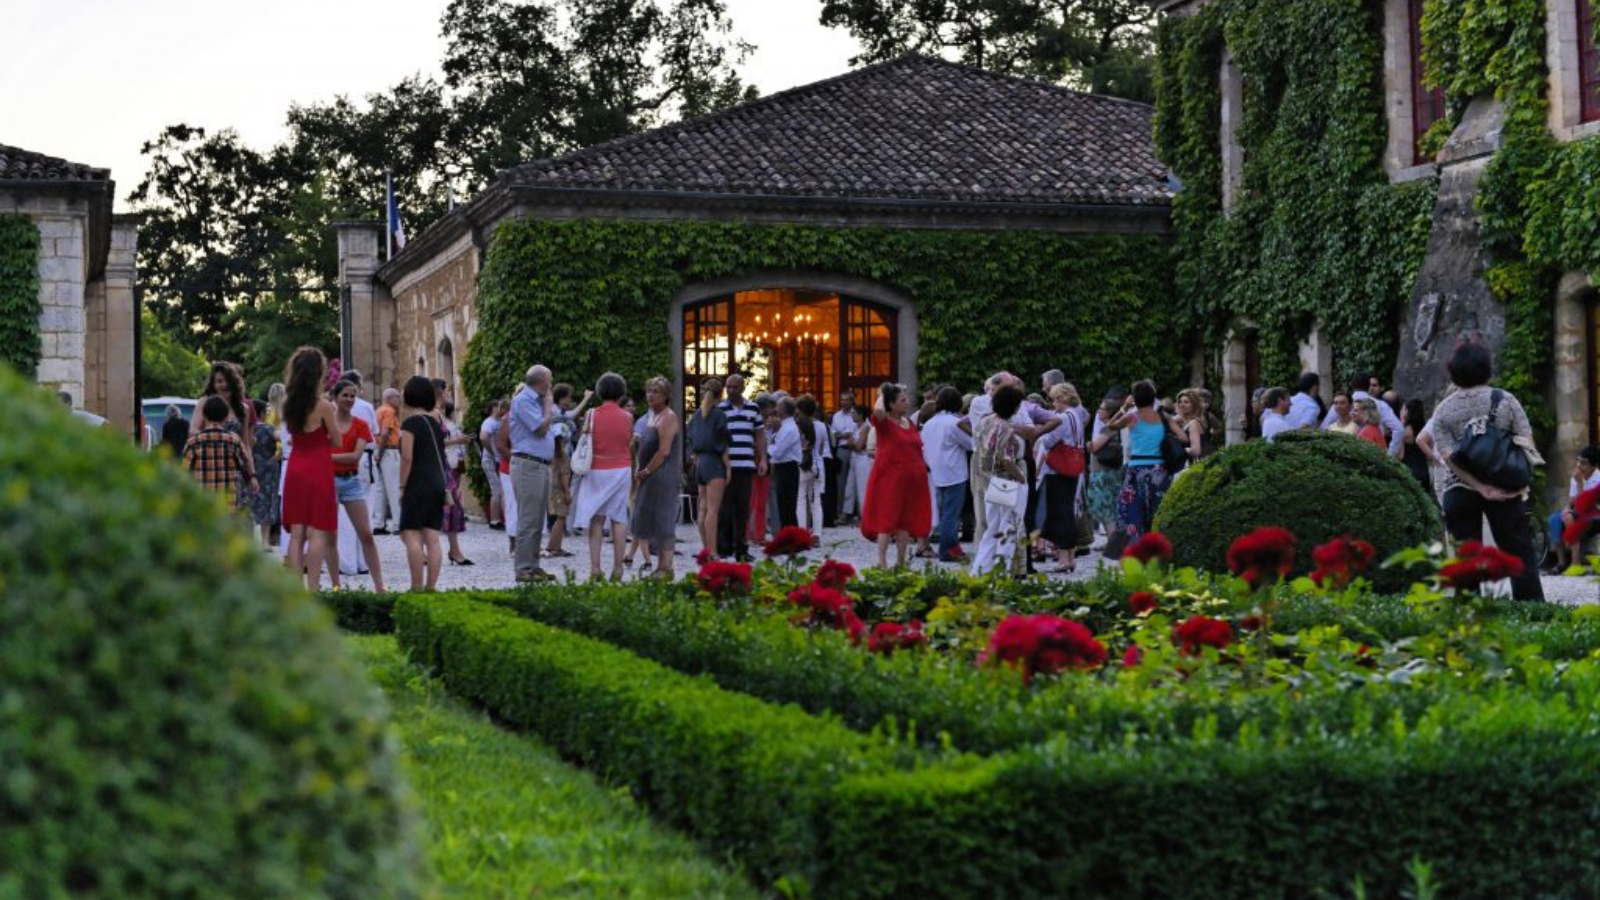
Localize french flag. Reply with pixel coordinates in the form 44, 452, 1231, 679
386, 173, 407, 256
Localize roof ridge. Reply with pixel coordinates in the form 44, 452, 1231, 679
506, 53, 1150, 181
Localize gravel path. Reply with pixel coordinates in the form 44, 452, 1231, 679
307, 518, 1600, 605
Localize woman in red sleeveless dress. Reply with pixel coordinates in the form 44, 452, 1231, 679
279, 347, 341, 590
861, 382, 932, 568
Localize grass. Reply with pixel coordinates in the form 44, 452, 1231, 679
346, 634, 760, 899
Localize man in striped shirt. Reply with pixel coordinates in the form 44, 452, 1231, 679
715, 374, 768, 561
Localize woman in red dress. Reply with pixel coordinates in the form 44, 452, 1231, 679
861, 382, 932, 568
279, 347, 342, 590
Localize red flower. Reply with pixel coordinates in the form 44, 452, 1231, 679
1226, 526, 1298, 589
1124, 532, 1173, 564
1238, 614, 1264, 632
815, 559, 858, 589
1122, 644, 1144, 668
764, 526, 815, 557
1309, 535, 1377, 588
868, 620, 927, 655
1127, 591, 1158, 616
1355, 644, 1378, 669
695, 548, 715, 566
696, 561, 752, 597
1439, 541, 1524, 592
1173, 615, 1233, 656
980, 615, 1107, 684
786, 583, 862, 637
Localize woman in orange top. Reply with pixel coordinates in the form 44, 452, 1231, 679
571, 372, 637, 580
1354, 398, 1387, 450
330, 378, 386, 592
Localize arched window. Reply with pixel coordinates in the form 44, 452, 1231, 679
681, 289, 897, 412
438, 336, 455, 395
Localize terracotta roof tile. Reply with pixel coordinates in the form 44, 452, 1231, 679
507, 55, 1169, 208
0, 143, 110, 182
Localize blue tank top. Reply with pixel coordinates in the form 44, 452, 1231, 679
1128, 419, 1165, 467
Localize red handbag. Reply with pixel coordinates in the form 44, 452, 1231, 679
1046, 443, 1085, 477
1045, 414, 1086, 477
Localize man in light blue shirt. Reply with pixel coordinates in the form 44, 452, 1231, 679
1287, 372, 1322, 431
509, 365, 555, 582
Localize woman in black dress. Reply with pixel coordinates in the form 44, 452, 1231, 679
687, 377, 732, 558
398, 376, 448, 591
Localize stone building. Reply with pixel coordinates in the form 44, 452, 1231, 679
1155, 0, 1600, 506
340, 55, 1173, 424
0, 143, 139, 436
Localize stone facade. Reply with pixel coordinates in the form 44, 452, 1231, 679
0, 143, 137, 436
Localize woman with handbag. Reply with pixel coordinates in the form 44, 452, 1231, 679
397, 376, 448, 592
1417, 341, 1544, 600
1105, 380, 1176, 549
970, 384, 1029, 576
1037, 383, 1086, 573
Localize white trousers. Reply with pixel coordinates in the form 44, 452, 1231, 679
970, 502, 1021, 576
500, 471, 518, 536
850, 453, 874, 518
369, 449, 402, 529
796, 470, 825, 531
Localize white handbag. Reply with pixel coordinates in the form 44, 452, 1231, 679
983, 476, 1025, 512
569, 411, 595, 476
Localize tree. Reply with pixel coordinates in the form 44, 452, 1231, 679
129, 0, 757, 365
440, 0, 754, 184
139, 309, 210, 398
818, 0, 1157, 102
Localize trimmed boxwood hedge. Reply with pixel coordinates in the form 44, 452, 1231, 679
1155, 430, 1441, 591
393, 594, 907, 888
0, 369, 423, 899
396, 595, 1600, 900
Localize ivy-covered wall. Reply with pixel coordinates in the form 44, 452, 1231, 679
460, 218, 1181, 426
1153, 0, 1437, 389
1421, 0, 1587, 431
0, 215, 41, 378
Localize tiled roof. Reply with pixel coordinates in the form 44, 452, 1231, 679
0, 143, 111, 182
507, 55, 1169, 208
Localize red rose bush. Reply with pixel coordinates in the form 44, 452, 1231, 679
764, 526, 815, 558
1124, 532, 1173, 565
696, 560, 752, 597
1438, 541, 1524, 592
1226, 526, 1298, 589
868, 620, 927, 655
979, 614, 1107, 684
1310, 535, 1377, 589
1173, 615, 1233, 656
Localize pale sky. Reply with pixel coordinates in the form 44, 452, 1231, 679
0, 0, 859, 203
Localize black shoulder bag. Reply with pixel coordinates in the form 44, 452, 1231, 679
1157, 409, 1189, 473
1452, 389, 1532, 492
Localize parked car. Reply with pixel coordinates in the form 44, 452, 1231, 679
142, 397, 196, 449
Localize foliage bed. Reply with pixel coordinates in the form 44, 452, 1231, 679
1155, 430, 1441, 591
346, 634, 758, 900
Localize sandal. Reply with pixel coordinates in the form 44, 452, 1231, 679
545, 548, 575, 558
449, 556, 475, 566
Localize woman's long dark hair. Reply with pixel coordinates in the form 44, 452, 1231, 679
281, 347, 326, 433
202, 361, 248, 422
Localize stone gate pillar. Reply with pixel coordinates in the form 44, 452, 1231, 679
101, 216, 138, 436
335, 220, 391, 388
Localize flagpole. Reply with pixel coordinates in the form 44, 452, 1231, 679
385, 172, 393, 260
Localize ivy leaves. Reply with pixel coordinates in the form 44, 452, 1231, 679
0, 216, 41, 378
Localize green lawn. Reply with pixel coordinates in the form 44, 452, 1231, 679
346, 634, 759, 900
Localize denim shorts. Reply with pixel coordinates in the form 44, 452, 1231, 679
336, 474, 365, 504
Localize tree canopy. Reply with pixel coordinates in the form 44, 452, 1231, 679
130, 0, 751, 381
818, 0, 1157, 101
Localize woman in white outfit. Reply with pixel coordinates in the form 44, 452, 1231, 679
794, 394, 829, 531
970, 384, 1028, 577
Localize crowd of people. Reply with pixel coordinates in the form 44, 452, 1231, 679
138, 339, 1569, 599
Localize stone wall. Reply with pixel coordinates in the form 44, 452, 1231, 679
389, 232, 479, 405
0, 191, 91, 410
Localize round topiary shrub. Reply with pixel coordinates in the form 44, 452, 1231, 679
0, 369, 424, 898
1153, 430, 1441, 591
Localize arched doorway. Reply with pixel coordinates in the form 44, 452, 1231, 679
676, 275, 915, 412
438, 336, 456, 395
